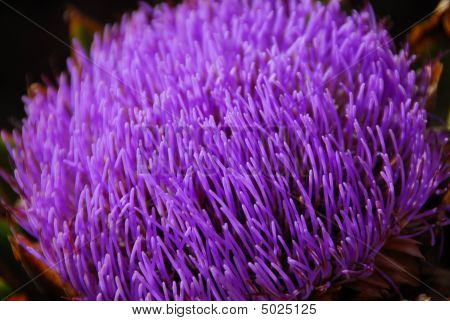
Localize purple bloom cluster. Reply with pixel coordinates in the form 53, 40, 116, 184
4, 0, 449, 300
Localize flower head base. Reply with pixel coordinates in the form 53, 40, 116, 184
4, 0, 449, 300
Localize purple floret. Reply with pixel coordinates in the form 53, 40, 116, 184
4, 0, 449, 300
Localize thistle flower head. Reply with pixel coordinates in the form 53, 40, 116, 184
4, 0, 449, 300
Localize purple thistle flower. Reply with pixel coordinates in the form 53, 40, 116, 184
3, 0, 449, 300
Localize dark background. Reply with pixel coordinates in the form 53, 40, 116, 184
0, 0, 440, 130
0, 0, 175, 130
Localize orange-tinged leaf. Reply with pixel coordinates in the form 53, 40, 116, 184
26, 83, 47, 98
409, 0, 450, 54
382, 238, 424, 259
6, 293, 27, 301
9, 232, 79, 300
64, 6, 103, 54
426, 61, 444, 111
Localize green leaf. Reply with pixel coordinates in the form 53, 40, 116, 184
0, 135, 17, 204
65, 6, 103, 53
0, 219, 14, 269
0, 220, 14, 300
0, 134, 11, 172
0, 277, 12, 299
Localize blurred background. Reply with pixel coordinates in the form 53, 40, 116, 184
0, 0, 449, 300
0, 0, 180, 130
